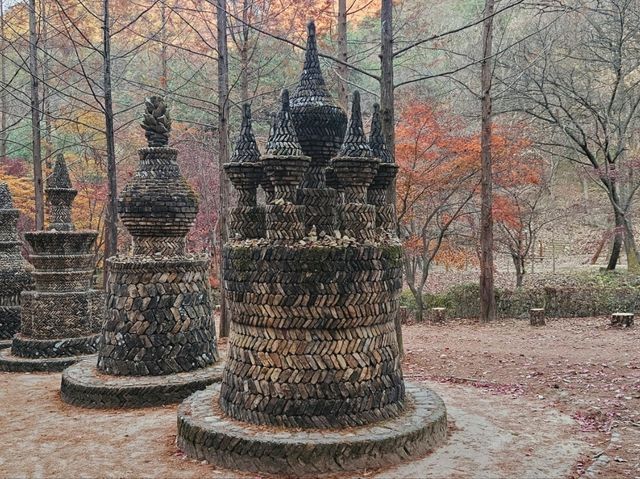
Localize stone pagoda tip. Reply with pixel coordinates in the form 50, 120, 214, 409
338, 90, 372, 158
141, 95, 172, 148
267, 89, 302, 157
230, 102, 261, 163
281, 89, 290, 110
0, 182, 13, 209
47, 153, 73, 190
369, 103, 393, 164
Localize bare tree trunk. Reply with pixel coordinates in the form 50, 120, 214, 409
513, 254, 524, 288
0, 0, 7, 160
380, 0, 396, 206
238, 0, 250, 104
29, 0, 44, 230
336, 0, 348, 110
41, 0, 52, 169
217, 0, 230, 338
160, 0, 168, 97
479, 0, 496, 322
103, 0, 118, 265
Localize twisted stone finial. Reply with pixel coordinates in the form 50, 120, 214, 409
230, 104, 261, 163
0, 182, 13, 209
141, 96, 172, 147
47, 153, 73, 189
338, 91, 372, 158
266, 90, 303, 157
369, 103, 393, 164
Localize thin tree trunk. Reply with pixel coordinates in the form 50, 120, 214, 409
238, 0, 249, 104
217, 0, 230, 338
380, 0, 396, 206
29, 0, 44, 230
513, 254, 524, 288
160, 0, 168, 97
479, 0, 496, 322
40, 0, 52, 168
0, 0, 7, 159
337, 0, 348, 110
103, 0, 118, 266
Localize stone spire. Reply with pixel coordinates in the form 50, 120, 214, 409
0, 182, 13, 209
230, 104, 261, 163
46, 154, 77, 231
369, 103, 393, 164
47, 153, 73, 189
338, 91, 372, 158
291, 21, 333, 107
266, 90, 303, 157
141, 96, 172, 147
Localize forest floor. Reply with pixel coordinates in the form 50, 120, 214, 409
0, 317, 637, 478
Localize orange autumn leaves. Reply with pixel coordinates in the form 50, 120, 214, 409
395, 101, 543, 267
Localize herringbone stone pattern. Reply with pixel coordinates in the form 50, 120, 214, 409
11, 333, 99, 358
0, 183, 32, 341
0, 349, 96, 372
221, 243, 405, 428
177, 382, 447, 476
97, 257, 218, 376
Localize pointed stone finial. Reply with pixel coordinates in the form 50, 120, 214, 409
0, 182, 13, 209
230, 103, 261, 163
266, 112, 277, 152
338, 91, 372, 158
267, 90, 303, 157
369, 104, 393, 164
291, 21, 333, 107
141, 96, 172, 147
47, 153, 73, 189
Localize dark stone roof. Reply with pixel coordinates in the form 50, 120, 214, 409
230, 104, 261, 163
0, 182, 13, 209
369, 103, 393, 164
47, 153, 73, 189
290, 21, 338, 109
338, 91, 372, 158
266, 90, 303, 157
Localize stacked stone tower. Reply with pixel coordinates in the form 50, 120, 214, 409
177, 21, 447, 475
0, 155, 103, 372
0, 183, 32, 348
61, 96, 223, 408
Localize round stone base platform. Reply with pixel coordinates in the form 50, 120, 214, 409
0, 339, 11, 349
0, 348, 96, 373
177, 382, 447, 476
61, 358, 225, 408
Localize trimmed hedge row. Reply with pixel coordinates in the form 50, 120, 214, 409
401, 278, 640, 319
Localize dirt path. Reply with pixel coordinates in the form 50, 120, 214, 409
0, 317, 635, 478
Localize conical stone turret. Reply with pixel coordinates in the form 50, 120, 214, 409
0, 183, 32, 347
224, 103, 265, 239
331, 92, 380, 241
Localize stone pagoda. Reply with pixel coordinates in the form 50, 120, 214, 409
177, 22, 447, 475
61, 96, 223, 408
0, 154, 103, 372
0, 183, 32, 349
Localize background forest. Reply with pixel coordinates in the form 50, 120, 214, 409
2, 0, 640, 321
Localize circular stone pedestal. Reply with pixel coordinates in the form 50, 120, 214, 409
61, 357, 225, 408
177, 382, 447, 476
0, 339, 11, 349
0, 348, 96, 373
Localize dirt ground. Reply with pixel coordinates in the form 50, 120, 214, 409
0, 317, 637, 478
403, 317, 640, 478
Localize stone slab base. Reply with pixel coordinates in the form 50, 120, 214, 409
0, 338, 12, 350
61, 358, 225, 409
177, 382, 447, 476
0, 348, 95, 373
11, 333, 99, 358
